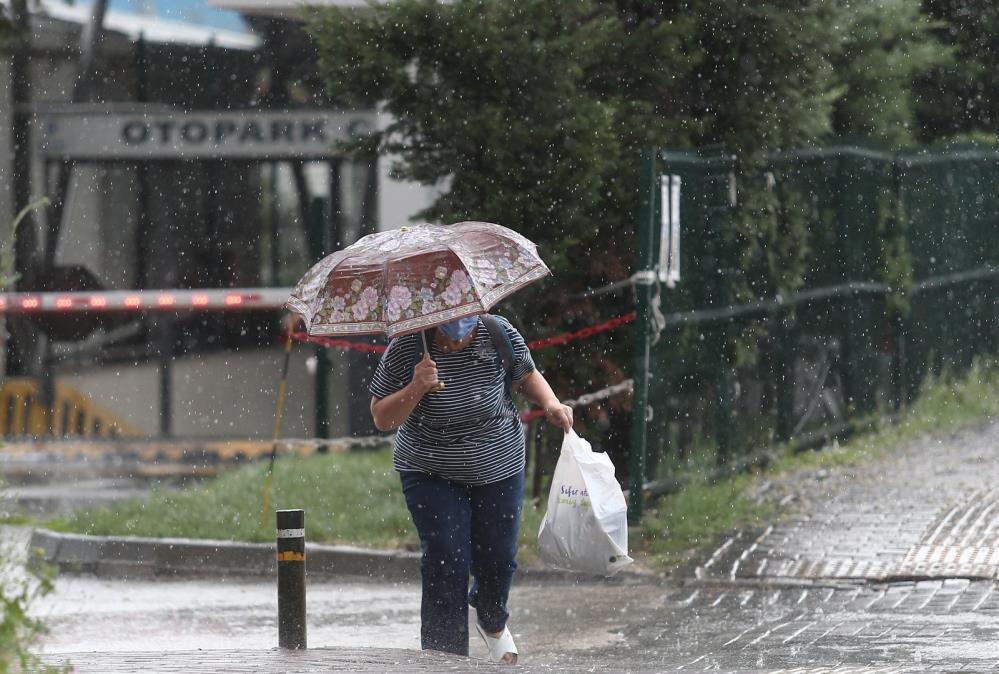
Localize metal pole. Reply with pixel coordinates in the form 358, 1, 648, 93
714, 270, 734, 464
628, 148, 657, 523
157, 318, 172, 437
269, 163, 280, 285
276, 508, 307, 650
314, 348, 330, 440
309, 198, 330, 439
11, 0, 37, 290
775, 311, 796, 442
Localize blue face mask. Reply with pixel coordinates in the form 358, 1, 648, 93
439, 316, 478, 340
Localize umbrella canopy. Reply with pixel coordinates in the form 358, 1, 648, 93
286, 221, 550, 338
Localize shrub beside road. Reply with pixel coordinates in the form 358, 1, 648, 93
37, 360, 998, 578
637, 359, 999, 570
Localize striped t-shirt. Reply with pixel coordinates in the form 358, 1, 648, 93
368, 315, 535, 485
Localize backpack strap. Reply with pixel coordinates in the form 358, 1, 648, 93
408, 317, 515, 395
480, 314, 515, 395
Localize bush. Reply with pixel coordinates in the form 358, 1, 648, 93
0, 541, 68, 674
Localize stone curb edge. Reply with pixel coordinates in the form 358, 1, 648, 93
28, 529, 652, 584
28, 528, 422, 581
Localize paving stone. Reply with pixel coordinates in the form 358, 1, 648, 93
699, 422, 999, 583
33, 423, 999, 672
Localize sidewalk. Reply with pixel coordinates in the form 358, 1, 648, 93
699, 420, 999, 583
45, 647, 501, 673
604, 419, 999, 672
26, 421, 999, 672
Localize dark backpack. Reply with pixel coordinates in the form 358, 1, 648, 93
411, 314, 516, 395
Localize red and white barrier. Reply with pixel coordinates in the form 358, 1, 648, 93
0, 288, 293, 314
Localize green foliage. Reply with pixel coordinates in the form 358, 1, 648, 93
726, 177, 813, 366
639, 472, 766, 568
642, 358, 999, 570
918, 0, 999, 141
307, 0, 945, 338
676, 0, 845, 155
58, 362, 999, 574
62, 447, 546, 562
309, 0, 699, 400
831, 0, 950, 147
308, 0, 965, 458
1, 198, 49, 290
0, 545, 69, 674
66, 449, 414, 547
312, 0, 694, 252
877, 180, 913, 314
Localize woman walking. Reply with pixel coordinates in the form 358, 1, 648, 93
369, 313, 571, 664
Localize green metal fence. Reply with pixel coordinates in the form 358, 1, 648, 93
628, 145, 999, 519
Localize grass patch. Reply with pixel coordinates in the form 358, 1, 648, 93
638, 472, 769, 567
64, 449, 416, 549
57, 360, 999, 572
61, 447, 547, 562
636, 359, 999, 570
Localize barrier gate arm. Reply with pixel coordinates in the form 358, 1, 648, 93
0, 288, 295, 314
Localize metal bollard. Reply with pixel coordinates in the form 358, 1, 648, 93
276, 509, 307, 649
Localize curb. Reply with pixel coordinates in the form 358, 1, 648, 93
28, 529, 655, 584
29, 529, 421, 581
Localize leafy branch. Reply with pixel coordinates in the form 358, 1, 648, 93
0, 196, 49, 289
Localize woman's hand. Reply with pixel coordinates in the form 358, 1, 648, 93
370, 352, 439, 431
412, 351, 440, 394
544, 403, 573, 432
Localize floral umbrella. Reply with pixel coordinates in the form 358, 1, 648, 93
285, 221, 550, 338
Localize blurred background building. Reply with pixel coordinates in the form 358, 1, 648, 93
0, 0, 437, 440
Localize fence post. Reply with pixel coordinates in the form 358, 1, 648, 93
713, 270, 734, 464
628, 148, 658, 523
775, 310, 796, 442
276, 509, 307, 650
891, 310, 907, 411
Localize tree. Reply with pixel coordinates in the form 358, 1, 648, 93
918, 0, 999, 141
311, 0, 698, 402
674, 0, 845, 155
308, 0, 949, 459
831, 0, 950, 147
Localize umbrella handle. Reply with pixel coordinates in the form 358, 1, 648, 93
420, 330, 446, 393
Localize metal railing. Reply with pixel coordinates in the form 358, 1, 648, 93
626, 145, 999, 519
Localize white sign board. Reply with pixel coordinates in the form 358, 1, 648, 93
35, 109, 376, 160
658, 174, 681, 287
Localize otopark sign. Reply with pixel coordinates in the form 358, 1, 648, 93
34, 108, 376, 160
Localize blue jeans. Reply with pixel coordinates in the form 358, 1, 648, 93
400, 469, 524, 656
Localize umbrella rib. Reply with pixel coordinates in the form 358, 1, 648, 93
444, 242, 489, 310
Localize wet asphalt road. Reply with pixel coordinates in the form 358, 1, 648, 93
14, 421, 999, 672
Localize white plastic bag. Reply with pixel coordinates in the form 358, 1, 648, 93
537, 430, 633, 576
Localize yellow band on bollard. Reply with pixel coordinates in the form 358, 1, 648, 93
277, 551, 306, 562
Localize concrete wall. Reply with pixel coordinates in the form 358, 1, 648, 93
60, 360, 161, 435
62, 345, 354, 439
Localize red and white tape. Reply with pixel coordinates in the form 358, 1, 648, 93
292, 312, 637, 354
520, 379, 634, 422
